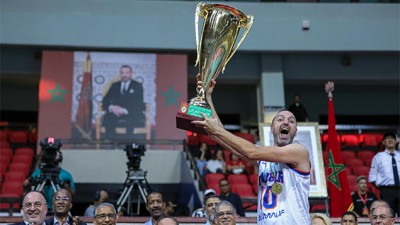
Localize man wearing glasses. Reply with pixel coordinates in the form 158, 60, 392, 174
14, 191, 48, 225
370, 205, 395, 225
93, 203, 118, 225
45, 189, 86, 225
214, 201, 238, 225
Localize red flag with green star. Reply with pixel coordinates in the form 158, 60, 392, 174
327, 97, 353, 216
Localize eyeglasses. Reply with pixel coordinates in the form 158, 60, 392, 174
23, 201, 45, 209
94, 214, 117, 221
371, 214, 391, 221
54, 196, 70, 202
216, 211, 234, 218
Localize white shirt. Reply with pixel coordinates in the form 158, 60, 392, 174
369, 149, 400, 187
206, 160, 223, 173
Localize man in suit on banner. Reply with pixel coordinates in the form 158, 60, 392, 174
102, 65, 146, 139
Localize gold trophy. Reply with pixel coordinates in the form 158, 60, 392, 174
176, 2, 254, 134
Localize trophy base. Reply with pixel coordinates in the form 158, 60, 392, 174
176, 112, 208, 135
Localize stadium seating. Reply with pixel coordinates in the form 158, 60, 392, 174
8, 130, 28, 144
360, 133, 379, 148
249, 173, 258, 185
357, 150, 375, 166
227, 174, 249, 184
0, 130, 8, 142
206, 183, 221, 195
341, 151, 356, 161
341, 134, 361, 149
205, 173, 225, 185
8, 163, 30, 176
231, 183, 256, 197
4, 171, 26, 183
14, 147, 35, 158
233, 132, 255, 144
353, 166, 370, 177
344, 159, 364, 172
0, 181, 23, 210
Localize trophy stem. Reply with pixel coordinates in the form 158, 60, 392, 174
188, 89, 210, 109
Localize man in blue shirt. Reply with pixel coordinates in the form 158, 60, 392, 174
144, 192, 165, 225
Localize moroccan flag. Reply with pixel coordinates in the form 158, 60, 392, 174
75, 53, 93, 139
327, 97, 353, 217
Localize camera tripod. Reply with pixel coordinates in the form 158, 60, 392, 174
31, 169, 62, 194
116, 169, 151, 216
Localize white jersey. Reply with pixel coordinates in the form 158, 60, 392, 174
257, 161, 310, 225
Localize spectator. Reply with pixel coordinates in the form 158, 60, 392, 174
45, 188, 86, 225
197, 142, 212, 176
288, 93, 309, 122
311, 213, 332, 225
13, 191, 48, 225
156, 216, 179, 225
352, 176, 378, 217
144, 192, 166, 225
369, 132, 400, 216
369, 200, 390, 218
203, 195, 221, 225
226, 153, 246, 175
218, 178, 245, 217
192, 189, 217, 217
213, 201, 238, 225
340, 211, 358, 225
84, 189, 110, 217
93, 202, 118, 225
370, 205, 395, 225
164, 201, 177, 216
206, 149, 226, 174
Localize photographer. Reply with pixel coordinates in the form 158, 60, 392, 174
23, 138, 75, 213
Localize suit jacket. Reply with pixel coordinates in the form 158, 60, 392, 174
45, 216, 87, 225
102, 79, 146, 128
11, 222, 28, 225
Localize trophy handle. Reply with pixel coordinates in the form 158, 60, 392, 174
195, 2, 205, 67
222, 14, 254, 73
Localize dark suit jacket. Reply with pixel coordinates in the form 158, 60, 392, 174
45, 216, 87, 225
102, 79, 146, 131
11, 222, 27, 225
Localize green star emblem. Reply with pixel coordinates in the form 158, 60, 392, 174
327, 150, 345, 190
161, 85, 181, 106
48, 83, 67, 103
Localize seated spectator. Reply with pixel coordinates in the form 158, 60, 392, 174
164, 201, 178, 216
311, 213, 332, 225
206, 149, 226, 174
46, 189, 86, 225
352, 176, 378, 217
370, 205, 395, 225
218, 178, 245, 217
197, 142, 212, 176
226, 153, 246, 175
192, 189, 217, 217
340, 211, 357, 225
369, 200, 390, 218
84, 189, 109, 217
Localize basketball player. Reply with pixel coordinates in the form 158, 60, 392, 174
192, 74, 311, 224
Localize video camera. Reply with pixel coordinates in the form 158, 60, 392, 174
124, 143, 146, 171
39, 137, 62, 170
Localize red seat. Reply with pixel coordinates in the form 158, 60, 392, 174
342, 150, 356, 161
310, 203, 326, 213
0, 147, 13, 158
370, 185, 380, 199
228, 174, 249, 184
357, 150, 375, 166
343, 167, 353, 176
341, 134, 361, 148
0, 163, 7, 175
199, 135, 217, 146
28, 130, 38, 144
344, 158, 364, 170
0, 141, 10, 148
4, 171, 26, 182
186, 132, 200, 146
249, 173, 258, 185
0, 131, 8, 142
360, 134, 379, 147
347, 174, 357, 184
207, 183, 221, 195
0, 181, 23, 209
14, 147, 35, 158
11, 155, 33, 167
205, 173, 225, 185
353, 166, 370, 177
233, 132, 255, 144
0, 154, 12, 167
8, 130, 28, 144
231, 183, 256, 197
8, 163, 30, 176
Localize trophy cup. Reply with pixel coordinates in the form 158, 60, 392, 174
176, 2, 254, 134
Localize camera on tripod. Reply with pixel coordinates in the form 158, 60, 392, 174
124, 143, 146, 171
40, 137, 62, 169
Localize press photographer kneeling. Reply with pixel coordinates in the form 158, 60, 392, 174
23, 137, 75, 214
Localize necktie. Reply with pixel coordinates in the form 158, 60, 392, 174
391, 153, 399, 186
121, 82, 127, 94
